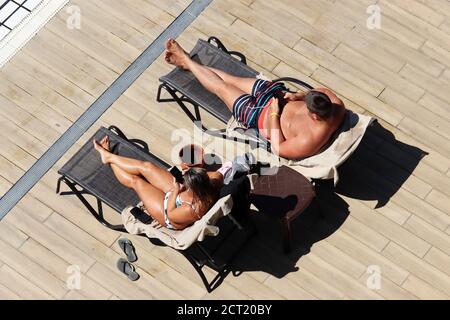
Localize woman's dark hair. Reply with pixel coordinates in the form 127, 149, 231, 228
183, 167, 217, 208
305, 91, 333, 119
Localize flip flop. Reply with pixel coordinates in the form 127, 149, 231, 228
116, 258, 140, 281
118, 238, 137, 262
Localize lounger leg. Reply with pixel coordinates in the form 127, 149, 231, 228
158, 83, 268, 149
180, 213, 256, 293
59, 178, 127, 232
56, 176, 64, 194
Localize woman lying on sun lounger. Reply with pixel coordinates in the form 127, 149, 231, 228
93, 136, 223, 230
164, 38, 346, 160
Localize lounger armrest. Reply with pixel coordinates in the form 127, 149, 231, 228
207, 36, 247, 64
273, 77, 314, 92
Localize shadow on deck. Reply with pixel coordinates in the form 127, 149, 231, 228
228, 121, 427, 280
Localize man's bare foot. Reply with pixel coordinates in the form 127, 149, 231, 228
164, 38, 190, 69
93, 136, 111, 164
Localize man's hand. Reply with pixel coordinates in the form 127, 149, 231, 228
269, 97, 280, 114
284, 91, 307, 102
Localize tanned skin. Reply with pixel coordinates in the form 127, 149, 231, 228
164, 38, 346, 160
264, 88, 346, 159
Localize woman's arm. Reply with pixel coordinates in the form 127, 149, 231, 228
166, 178, 180, 214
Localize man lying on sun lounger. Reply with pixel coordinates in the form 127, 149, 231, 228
164, 38, 347, 160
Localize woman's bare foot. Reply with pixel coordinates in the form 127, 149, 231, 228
93, 136, 111, 164
164, 38, 190, 70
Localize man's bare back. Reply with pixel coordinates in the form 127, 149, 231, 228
163, 38, 346, 160
261, 88, 346, 160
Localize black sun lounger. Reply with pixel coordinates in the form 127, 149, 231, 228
57, 126, 255, 292
157, 36, 314, 151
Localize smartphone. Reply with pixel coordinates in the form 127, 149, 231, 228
130, 207, 152, 224
169, 166, 184, 183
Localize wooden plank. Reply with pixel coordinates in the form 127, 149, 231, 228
399, 63, 450, 104
295, 252, 383, 299
337, 0, 426, 50
0, 157, 53, 222
379, 87, 450, 140
333, 43, 425, 101
6, 206, 96, 273
355, 25, 444, 78
228, 19, 317, 75
327, 231, 410, 285
421, 40, 450, 68
358, 273, 418, 300
110, 239, 202, 299
383, 0, 445, 27
402, 275, 449, 300
264, 0, 320, 25
0, 83, 61, 145
341, 154, 450, 232
390, 186, 450, 232
311, 67, 404, 126
203, 272, 251, 300
293, 39, 385, 97
0, 265, 53, 300
0, 283, 20, 300
371, 118, 450, 174
191, 19, 281, 71
0, 239, 68, 298
45, 17, 129, 75
43, 212, 192, 299
375, 202, 412, 226
286, 268, 349, 299
403, 215, 450, 256
338, 216, 390, 253
36, 178, 120, 247
354, 143, 433, 201
86, 262, 154, 300
397, 116, 450, 159
419, 93, 450, 121
344, 197, 432, 257
379, 0, 450, 51
417, 0, 450, 18
263, 276, 318, 300
441, 18, 450, 34
272, 61, 367, 114
19, 238, 113, 300
425, 189, 450, 215
338, 28, 405, 73
382, 242, 450, 296
0, 113, 50, 158
63, 290, 87, 300
11, 52, 95, 112
0, 221, 28, 249
423, 247, 450, 277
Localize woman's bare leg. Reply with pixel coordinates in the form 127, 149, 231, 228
164, 39, 246, 111
93, 137, 173, 193
109, 163, 166, 226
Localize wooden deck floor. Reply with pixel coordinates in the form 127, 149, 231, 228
0, 0, 449, 300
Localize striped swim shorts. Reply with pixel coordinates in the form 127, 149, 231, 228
232, 79, 287, 129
